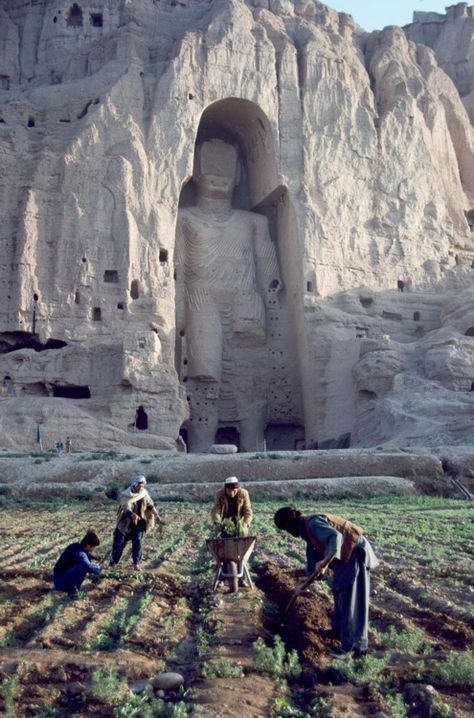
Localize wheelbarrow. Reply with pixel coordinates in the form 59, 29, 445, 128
206, 536, 257, 593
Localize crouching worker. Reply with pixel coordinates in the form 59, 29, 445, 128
211, 476, 253, 588
110, 475, 159, 572
274, 506, 378, 658
211, 476, 253, 533
53, 530, 101, 598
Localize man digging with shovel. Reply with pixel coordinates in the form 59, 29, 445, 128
274, 506, 378, 658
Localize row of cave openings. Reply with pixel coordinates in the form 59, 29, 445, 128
178, 423, 306, 453
75, 253, 169, 320
0, 99, 101, 127
1, 374, 149, 430
55, 4, 103, 28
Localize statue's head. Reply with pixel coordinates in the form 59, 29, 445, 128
194, 139, 240, 198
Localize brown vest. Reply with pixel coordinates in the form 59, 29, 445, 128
304, 513, 364, 563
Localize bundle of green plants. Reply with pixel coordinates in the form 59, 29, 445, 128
213, 518, 248, 538
252, 635, 302, 679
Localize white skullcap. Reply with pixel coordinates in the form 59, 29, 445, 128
131, 474, 147, 486
224, 476, 239, 486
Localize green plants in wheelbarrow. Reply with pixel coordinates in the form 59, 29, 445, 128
213, 518, 249, 538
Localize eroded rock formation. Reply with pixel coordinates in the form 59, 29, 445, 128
0, 0, 473, 450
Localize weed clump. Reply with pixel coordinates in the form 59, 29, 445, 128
90, 664, 129, 705
426, 650, 474, 687
273, 695, 330, 717
31, 706, 60, 718
0, 675, 18, 718
382, 625, 433, 655
384, 690, 408, 718
90, 666, 192, 717
201, 658, 244, 678
429, 696, 454, 718
252, 635, 302, 679
273, 697, 311, 717
328, 654, 388, 686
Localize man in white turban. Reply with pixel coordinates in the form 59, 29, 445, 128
110, 475, 159, 571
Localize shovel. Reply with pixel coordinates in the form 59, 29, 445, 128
282, 569, 324, 616
265, 571, 323, 626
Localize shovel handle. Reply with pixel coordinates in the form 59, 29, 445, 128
282, 570, 322, 615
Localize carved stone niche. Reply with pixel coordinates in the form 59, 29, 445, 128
174, 98, 305, 453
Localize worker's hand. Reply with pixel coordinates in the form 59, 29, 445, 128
313, 560, 329, 577
131, 513, 139, 525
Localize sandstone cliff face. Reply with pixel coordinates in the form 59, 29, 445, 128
0, 0, 472, 451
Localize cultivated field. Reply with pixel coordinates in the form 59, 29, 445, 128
0, 494, 473, 717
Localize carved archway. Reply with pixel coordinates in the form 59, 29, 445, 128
174, 98, 305, 453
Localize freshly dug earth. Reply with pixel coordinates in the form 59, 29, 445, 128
256, 563, 334, 666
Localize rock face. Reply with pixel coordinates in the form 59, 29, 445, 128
0, 0, 473, 451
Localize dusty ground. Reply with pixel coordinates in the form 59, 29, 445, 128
0, 496, 472, 717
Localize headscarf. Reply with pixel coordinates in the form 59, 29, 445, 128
131, 475, 147, 489
120, 475, 149, 505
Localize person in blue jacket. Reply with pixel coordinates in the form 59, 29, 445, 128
53, 530, 101, 597
274, 506, 378, 658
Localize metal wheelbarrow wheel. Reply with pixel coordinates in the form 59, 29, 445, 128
205, 536, 257, 593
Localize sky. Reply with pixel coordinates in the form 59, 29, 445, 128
325, 1, 452, 32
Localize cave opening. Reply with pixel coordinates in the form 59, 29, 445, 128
135, 406, 148, 430
67, 3, 83, 27
214, 426, 240, 449
53, 385, 91, 399
0, 332, 67, 354
90, 12, 103, 27
264, 423, 305, 451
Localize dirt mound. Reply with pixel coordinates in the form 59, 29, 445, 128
256, 562, 334, 670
